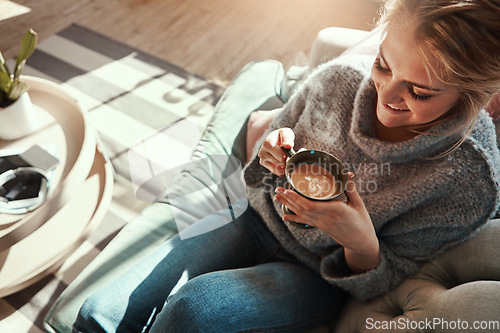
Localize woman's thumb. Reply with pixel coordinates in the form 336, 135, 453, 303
278, 128, 295, 149
345, 172, 363, 207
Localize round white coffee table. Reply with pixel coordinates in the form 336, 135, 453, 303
0, 76, 113, 297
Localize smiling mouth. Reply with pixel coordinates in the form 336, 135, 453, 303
385, 104, 410, 112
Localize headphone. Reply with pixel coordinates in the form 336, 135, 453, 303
0, 167, 48, 214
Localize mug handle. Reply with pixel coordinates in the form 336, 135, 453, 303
280, 146, 296, 157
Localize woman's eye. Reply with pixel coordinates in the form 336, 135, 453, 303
407, 85, 432, 102
374, 57, 391, 74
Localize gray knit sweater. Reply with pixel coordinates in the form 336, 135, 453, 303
243, 55, 500, 301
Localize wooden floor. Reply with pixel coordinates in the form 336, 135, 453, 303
0, 0, 381, 84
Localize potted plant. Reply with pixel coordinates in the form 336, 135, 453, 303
0, 28, 39, 140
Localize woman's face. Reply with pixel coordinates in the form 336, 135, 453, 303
371, 22, 459, 130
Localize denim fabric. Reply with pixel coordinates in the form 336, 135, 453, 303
73, 207, 346, 333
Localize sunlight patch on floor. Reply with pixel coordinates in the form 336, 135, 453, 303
0, 0, 31, 21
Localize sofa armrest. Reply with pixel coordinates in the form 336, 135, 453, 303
334, 218, 500, 333
281, 26, 382, 103
308, 26, 381, 69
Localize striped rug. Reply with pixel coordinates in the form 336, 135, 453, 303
0, 24, 224, 333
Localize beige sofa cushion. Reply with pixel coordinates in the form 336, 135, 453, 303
334, 218, 500, 333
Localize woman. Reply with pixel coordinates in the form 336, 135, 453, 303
74, 0, 500, 332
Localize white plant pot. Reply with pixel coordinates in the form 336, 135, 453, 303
0, 92, 43, 140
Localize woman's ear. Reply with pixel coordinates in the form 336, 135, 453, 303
486, 91, 500, 122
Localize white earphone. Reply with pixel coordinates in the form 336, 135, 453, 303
0, 167, 48, 214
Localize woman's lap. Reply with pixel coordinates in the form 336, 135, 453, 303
151, 262, 346, 333
73, 207, 346, 333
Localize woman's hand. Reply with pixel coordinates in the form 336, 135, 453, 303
258, 127, 295, 177
274, 173, 380, 273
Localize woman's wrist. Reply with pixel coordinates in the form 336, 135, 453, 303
344, 240, 380, 274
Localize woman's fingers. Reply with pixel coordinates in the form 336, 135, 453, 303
277, 128, 295, 149
275, 187, 348, 223
261, 157, 285, 176
282, 213, 309, 225
258, 128, 295, 176
344, 172, 364, 209
275, 188, 310, 216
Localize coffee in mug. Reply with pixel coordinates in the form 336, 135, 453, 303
280, 147, 348, 228
289, 163, 337, 199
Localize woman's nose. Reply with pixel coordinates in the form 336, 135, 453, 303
379, 78, 405, 104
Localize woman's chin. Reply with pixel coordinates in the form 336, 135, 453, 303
376, 108, 406, 128
378, 117, 403, 128
378, 98, 416, 122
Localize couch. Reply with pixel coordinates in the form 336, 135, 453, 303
44, 27, 500, 333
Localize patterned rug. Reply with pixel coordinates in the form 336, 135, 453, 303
0, 24, 224, 333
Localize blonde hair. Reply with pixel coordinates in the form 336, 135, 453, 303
377, 0, 500, 137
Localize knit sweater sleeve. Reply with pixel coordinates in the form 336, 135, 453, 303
320, 127, 500, 300
321, 190, 497, 301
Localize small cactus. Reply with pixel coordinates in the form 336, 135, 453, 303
0, 29, 38, 107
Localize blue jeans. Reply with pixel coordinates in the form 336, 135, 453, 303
73, 206, 347, 333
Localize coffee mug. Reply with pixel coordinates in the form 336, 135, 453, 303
280, 146, 348, 228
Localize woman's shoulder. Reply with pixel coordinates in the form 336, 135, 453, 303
312, 54, 374, 77
462, 110, 500, 173
298, 54, 374, 94
451, 111, 500, 216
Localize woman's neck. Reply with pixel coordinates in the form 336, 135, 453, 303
372, 98, 418, 142
373, 117, 419, 142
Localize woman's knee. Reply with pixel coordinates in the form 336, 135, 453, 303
73, 293, 114, 333
150, 274, 236, 332
73, 286, 143, 333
